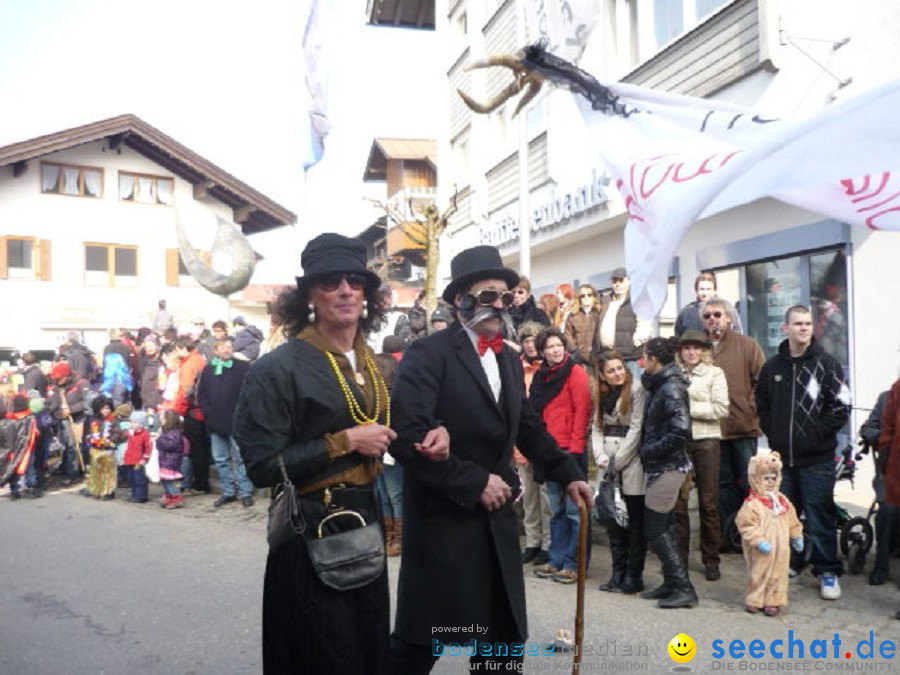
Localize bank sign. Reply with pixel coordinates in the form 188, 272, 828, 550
481, 169, 611, 247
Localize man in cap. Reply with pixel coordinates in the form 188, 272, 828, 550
595, 267, 652, 378
429, 306, 452, 333
388, 245, 593, 674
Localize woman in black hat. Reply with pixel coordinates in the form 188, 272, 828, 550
233, 233, 397, 674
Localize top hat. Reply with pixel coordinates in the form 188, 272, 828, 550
295, 233, 380, 291
442, 245, 520, 304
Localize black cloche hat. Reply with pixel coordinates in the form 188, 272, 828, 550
295, 233, 381, 290
442, 245, 520, 304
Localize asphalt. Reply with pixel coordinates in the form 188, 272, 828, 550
2, 479, 899, 674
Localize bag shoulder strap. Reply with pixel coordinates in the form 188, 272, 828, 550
276, 453, 293, 487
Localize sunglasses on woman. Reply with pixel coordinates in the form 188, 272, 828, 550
702, 311, 724, 319
315, 273, 368, 292
471, 289, 515, 307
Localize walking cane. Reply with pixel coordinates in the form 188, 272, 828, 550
572, 499, 589, 675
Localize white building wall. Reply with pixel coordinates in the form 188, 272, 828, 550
0, 140, 240, 354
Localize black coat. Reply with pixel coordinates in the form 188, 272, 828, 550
389, 324, 584, 645
197, 360, 250, 436
755, 337, 851, 468
640, 362, 691, 475
509, 296, 551, 332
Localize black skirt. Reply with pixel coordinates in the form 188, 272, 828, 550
262, 515, 390, 674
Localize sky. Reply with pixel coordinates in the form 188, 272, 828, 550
0, 0, 442, 283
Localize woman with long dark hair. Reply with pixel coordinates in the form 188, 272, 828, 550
531, 327, 592, 584
593, 350, 646, 593
233, 234, 397, 674
639, 336, 697, 608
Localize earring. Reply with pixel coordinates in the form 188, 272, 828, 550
361, 299, 368, 320
307, 303, 316, 323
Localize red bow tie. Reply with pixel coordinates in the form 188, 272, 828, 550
477, 333, 504, 356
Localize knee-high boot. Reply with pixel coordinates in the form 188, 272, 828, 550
620, 524, 646, 593
655, 514, 698, 609
641, 509, 673, 600
599, 524, 628, 592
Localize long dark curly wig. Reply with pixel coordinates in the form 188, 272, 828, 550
276, 281, 387, 340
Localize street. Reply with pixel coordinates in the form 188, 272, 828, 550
3, 487, 900, 674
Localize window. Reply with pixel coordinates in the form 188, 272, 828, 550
1, 236, 51, 280
84, 243, 138, 288
41, 162, 103, 197
719, 248, 849, 369
635, 0, 731, 58
118, 171, 175, 205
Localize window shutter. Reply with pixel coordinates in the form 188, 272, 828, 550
38, 239, 52, 280
166, 248, 179, 286
0, 236, 7, 280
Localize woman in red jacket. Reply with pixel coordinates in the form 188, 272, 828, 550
530, 327, 592, 583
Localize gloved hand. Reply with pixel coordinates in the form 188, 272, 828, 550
757, 540, 772, 554
791, 537, 804, 553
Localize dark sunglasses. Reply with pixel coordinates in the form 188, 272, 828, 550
471, 289, 515, 307
703, 311, 724, 319
579, 292, 595, 298
315, 273, 368, 292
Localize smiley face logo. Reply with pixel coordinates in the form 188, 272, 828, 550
668, 633, 696, 664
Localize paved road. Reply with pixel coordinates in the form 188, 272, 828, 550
2, 487, 900, 674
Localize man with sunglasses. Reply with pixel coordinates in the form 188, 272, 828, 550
701, 297, 766, 534
388, 245, 593, 675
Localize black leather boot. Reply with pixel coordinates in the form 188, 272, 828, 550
620, 523, 647, 594
599, 524, 628, 592
654, 522, 698, 609
641, 509, 672, 599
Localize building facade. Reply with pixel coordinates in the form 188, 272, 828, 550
0, 115, 294, 357
437, 0, 900, 429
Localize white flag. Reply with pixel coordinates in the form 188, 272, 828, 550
522, 47, 900, 319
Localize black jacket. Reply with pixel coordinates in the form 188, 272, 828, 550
509, 296, 551, 332
640, 362, 691, 476
197, 360, 250, 436
233, 338, 381, 491
389, 324, 584, 645
755, 337, 851, 468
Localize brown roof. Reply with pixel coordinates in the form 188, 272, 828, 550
363, 138, 437, 182
367, 0, 435, 29
0, 114, 296, 234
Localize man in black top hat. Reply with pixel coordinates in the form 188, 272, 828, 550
388, 244, 593, 674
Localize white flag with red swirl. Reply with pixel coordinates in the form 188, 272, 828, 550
568, 77, 900, 319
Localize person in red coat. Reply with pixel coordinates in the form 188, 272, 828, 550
122, 410, 152, 503
530, 327, 592, 583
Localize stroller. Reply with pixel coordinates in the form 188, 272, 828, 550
721, 444, 874, 573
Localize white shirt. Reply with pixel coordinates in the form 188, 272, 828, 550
463, 326, 501, 402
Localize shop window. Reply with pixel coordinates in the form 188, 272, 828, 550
118, 171, 174, 205
719, 248, 850, 368
84, 243, 138, 288
41, 162, 103, 197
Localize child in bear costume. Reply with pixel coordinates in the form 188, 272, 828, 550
735, 452, 804, 616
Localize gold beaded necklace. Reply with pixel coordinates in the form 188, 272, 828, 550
323, 350, 390, 426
